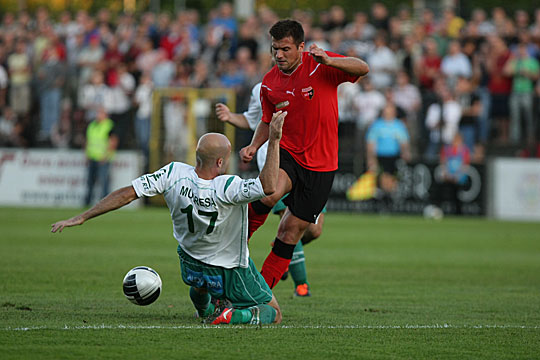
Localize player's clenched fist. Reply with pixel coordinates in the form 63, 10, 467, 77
308, 44, 330, 65
269, 110, 286, 140
215, 103, 231, 123
239, 144, 256, 163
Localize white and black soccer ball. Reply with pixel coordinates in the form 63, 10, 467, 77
122, 266, 162, 306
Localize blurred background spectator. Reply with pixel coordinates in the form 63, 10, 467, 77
365, 102, 411, 210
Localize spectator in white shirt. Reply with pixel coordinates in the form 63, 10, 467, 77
134, 73, 153, 158
79, 70, 109, 122
392, 71, 421, 151
105, 63, 135, 149
425, 86, 462, 161
367, 32, 398, 90
353, 78, 386, 129
77, 34, 104, 89
441, 40, 472, 87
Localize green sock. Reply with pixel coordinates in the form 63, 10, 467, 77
189, 287, 214, 318
230, 305, 277, 324
289, 241, 308, 286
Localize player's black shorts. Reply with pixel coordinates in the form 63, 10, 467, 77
279, 148, 335, 223
377, 155, 399, 175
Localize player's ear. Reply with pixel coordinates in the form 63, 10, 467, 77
298, 42, 305, 52
217, 157, 224, 170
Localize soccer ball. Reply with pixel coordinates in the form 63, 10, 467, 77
122, 266, 162, 306
423, 205, 444, 220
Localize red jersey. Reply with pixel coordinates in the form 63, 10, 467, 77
261, 51, 359, 171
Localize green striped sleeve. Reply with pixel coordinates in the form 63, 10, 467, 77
223, 176, 235, 193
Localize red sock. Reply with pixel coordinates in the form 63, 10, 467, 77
261, 251, 291, 289
248, 203, 270, 239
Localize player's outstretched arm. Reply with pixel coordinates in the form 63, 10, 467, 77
259, 111, 286, 195
51, 186, 138, 233
215, 103, 251, 129
308, 43, 369, 77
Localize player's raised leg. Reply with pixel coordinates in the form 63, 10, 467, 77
248, 169, 291, 239
260, 210, 309, 289
289, 212, 325, 296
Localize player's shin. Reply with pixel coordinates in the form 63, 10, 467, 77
261, 238, 295, 288
289, 241, 308, 287
189, 287, 214, 318
248, 200, 272, 239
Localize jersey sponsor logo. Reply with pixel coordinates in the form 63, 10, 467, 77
185, 269, 205, 288
184, 270, 224, 296
276, 100, 289, 110
179, 185, 217, 208
302, 86, 314, 100
203, 274, 224, 295
241, 179, 256, 199
148, 168, 166, 181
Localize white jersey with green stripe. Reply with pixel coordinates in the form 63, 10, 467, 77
132, 162, 266, 269
243, 82, 268, 172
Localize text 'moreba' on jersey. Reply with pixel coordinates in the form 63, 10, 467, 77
131, 162, 266, 269
261, 51, 360, 172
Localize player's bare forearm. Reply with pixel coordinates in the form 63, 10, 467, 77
250, 121, 270, 150
216, 103, 251, 129
260, 139, 279, 195
51, 186, 138, 233
326, 56, 370, 77
259, 111, 286, 195
81, 186, 138, 221
228, 114, 251, 129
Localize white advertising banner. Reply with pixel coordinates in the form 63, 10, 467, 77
0, 149, 142, 208
491, 158, 540, 221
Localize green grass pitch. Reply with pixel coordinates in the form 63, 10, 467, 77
1, 206, 539, 359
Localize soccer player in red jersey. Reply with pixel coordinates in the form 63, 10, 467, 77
240, 19, 369, 290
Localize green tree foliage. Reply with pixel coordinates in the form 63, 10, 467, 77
0, 0, 537, 19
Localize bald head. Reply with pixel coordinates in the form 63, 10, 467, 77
196, 133, 232, 175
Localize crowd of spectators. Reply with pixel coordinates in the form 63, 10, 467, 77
1, 3, 540, 167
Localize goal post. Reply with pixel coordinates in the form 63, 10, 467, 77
149, 87, 237, 205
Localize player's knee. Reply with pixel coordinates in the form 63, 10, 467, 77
277, 219, 309, 245
274, 307, 282, 324
305, 223, 323, 241
268, 296, 282, 324
277, 228, 303, 245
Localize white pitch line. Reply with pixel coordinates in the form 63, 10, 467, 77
3, 324, 540, 331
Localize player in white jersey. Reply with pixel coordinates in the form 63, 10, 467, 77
51, 111, 288, 325
216, 82, 268, 170
216, 83, 325, 297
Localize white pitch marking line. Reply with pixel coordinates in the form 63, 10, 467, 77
3, 324, 540, 331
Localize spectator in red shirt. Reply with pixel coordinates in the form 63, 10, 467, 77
417, 37, 442, 92
486, 35, 512, 144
